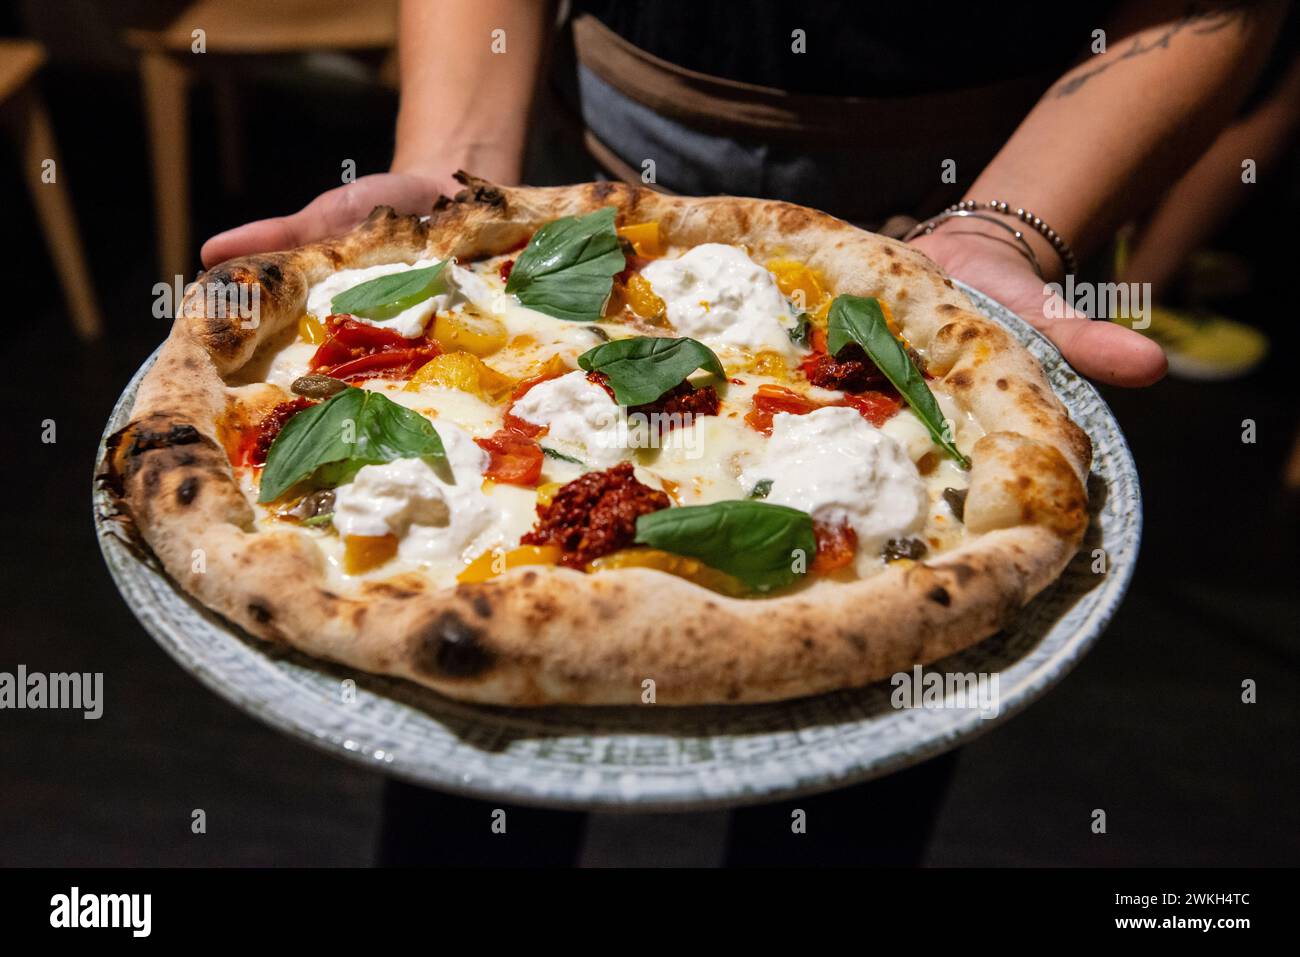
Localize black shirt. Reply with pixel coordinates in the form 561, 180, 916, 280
572, 0, 1120, 96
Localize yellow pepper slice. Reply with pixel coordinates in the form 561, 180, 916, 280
458, 544, 563, 583
404, 351, 515, 402
624, 273, 665, 319
535, 481, 564, 508
430, 308, 508, 356
343, 534, 398, 575
767, 260, 829, 314
297, 314, 326, 344
617, 221, 662, 257
585, 548, 748, 597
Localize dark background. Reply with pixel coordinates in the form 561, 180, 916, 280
1, 1, 1297, 866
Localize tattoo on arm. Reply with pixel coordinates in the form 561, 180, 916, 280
1053, 2, 1256, 97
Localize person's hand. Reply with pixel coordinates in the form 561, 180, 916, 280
200, 169, 459, 269
910, 227, 1167, 387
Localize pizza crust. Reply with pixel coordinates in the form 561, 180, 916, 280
103, 174, 1091, 706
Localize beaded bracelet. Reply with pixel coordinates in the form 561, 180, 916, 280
903, 209, 1044, 279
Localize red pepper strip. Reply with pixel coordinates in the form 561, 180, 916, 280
744, 383, 900, 434
327, 346, 439, 382
309, 316, 439, 381
839, 391, 903, 428
475, 429, 544, 486
811, 520, 858, 574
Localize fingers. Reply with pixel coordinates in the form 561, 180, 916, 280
1037, 315, 1168, 387
201, 216, 304, 268
200, 173, 443, 269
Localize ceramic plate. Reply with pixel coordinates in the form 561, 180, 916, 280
94, 284, 1140, 811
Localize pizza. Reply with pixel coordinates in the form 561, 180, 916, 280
102, 173, 1090, 706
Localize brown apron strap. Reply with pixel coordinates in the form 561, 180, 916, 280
571, 13, 1050, 148
582, 128, 679, 193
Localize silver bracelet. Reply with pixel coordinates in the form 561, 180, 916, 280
952, 199, 1077, 275
903, 209, 1044, 279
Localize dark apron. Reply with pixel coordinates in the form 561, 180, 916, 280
563, 13, 1052, 233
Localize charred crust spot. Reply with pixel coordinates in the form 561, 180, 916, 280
842, 631, 867, 653
926, 585, 952, 606
176, 476, 199, 505
259, 262, 283, 289
948, 370, 973, 390
959, 325, 980, 342
520, 570, 538, 586
889, 261, 904, 275
248, 601, 273, 624
936, 303, 960, 315
996, 377, 1009, 390
432, 195, 453, 212
882, 246, 896, 258
413, 611, 495, 679
452, 171, 505, 207
129, 424, 201, 456
470, 592, 493, 619
142, 469, 161, 494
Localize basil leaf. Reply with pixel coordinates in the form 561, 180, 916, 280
577, 336, 725, 406
827, 295, 969, 467
330, 262, 447, 321
748, 479, 773, 499
788, 314, 812, 348
258, 387, 445, 502
300, 512, 334, 527
541, 446, 585, 466
505, 207, 626, 322
634, 500, 816, 592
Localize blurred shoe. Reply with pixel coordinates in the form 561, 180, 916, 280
1114, 305, 1268, 381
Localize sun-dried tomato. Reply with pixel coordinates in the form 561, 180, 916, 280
242, 397, 315, 466
498, 259, 515, 283
633, 381, 720, 422
811, 520, 858, 574
584, 373, 719, 429
521, 462, 670, 568
800, 342, 887, 393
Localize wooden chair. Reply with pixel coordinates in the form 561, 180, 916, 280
124, 0, 399, 283
0, 39, 104, 341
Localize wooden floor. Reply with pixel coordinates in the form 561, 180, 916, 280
1, 64, 1296, 867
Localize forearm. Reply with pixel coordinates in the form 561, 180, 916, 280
391, 0, 552, 182
960, 0, 1286, 277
